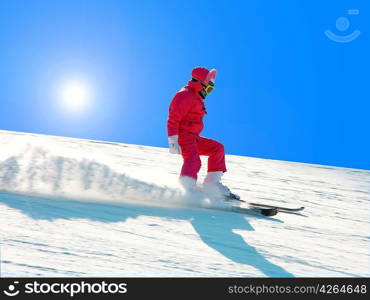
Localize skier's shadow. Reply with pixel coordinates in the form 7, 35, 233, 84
0, 192, 293, 277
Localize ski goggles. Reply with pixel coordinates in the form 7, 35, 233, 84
192, 77, 215, 95
204, 81, 215, 94
199, 80, 215, 95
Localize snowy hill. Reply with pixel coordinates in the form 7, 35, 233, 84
0, 129, 369, 277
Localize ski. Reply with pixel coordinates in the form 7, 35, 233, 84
247, 202, 305, 213
207, 204, 278, 217
230, 206, 278, 217
191, 193, 278, 217
224, 196, 305, 213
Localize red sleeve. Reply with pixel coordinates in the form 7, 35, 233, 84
167, 91, 192, 136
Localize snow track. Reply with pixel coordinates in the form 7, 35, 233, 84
0, 130, 369, 277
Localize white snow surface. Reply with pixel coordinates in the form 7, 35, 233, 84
0, 129, 369, 277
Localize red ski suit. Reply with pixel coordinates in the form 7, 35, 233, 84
167, 80, 226, 179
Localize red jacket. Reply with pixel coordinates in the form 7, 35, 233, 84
167, 80, 207, 136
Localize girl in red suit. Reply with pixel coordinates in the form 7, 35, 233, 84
167, 67, 239, 199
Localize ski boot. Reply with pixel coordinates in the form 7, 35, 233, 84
202, 171, 240, 201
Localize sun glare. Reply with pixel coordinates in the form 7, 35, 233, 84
60, 82, 89, 111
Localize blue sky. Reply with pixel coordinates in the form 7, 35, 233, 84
0, 0, 368, 170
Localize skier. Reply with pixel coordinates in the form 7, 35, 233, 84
167, 67, 239, 200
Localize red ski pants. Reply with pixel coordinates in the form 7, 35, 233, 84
178, 134, 227, 180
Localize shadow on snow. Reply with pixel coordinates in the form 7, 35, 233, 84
0, 191, 294, 277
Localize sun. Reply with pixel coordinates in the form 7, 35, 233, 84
60, 82, 89, 111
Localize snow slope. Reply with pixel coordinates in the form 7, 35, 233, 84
0, 130, 369, 277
